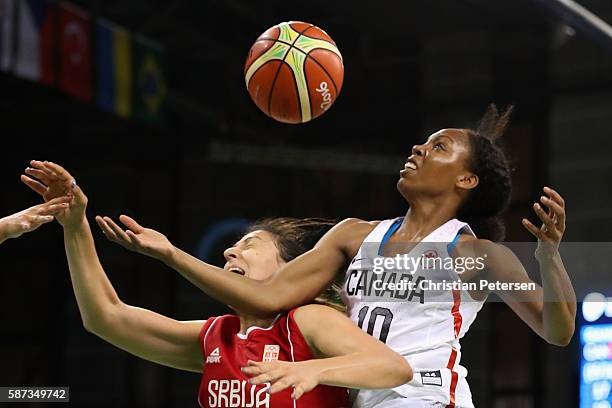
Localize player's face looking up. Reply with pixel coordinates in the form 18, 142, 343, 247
397, 128, 479, 201
223, 230, 286, 281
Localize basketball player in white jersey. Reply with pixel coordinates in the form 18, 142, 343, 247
89, 106, 576, 407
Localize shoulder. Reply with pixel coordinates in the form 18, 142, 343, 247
201, 314, 237, 334
453, 235, 508, 255
458, 233, 477, 243
209, 314, 237, 322
321, 218, 381, 257
453, 237, 520, 275
293, 303, 345, 321
291, 304, 351, 336
331, 218, 380, 235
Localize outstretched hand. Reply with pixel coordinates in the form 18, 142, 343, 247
21, 160, 88, 229
0, 196, 71, 242
95, 215, 175, 261
522, 186, 566, 259
241, 360, 321, 400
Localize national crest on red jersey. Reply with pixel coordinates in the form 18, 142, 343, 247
197, 310, 348, 408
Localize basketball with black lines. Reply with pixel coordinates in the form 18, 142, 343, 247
244, 21, 344, 124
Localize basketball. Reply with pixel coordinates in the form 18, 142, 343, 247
244, 21, 344, 124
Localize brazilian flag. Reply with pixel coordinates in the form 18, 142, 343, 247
133, 34, 167, 125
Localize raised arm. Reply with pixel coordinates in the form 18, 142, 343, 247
22, 161, 204, 372
475, 186, 575, 346
0, 196, 71, 244
242, 304, 412, 399
96, 215, 373, 316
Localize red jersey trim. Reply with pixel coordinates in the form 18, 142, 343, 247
445, 290, 462, 408
287, 308, 315, 361
199, 316, 220, 358
286, 310, 301, 408
450, 289, 463, 338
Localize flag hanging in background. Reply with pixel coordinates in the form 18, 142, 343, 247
96, 18, 132, 117
14, 0, 55, 84
133, 34, 167, 124
0, 0, 15, 72
58, 2, 92, 101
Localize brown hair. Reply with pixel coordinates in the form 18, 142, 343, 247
247, 217, 346, 312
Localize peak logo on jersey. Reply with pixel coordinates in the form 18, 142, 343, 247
207, 379, 270, 407
262, 345, 280, 362
420, 370, 442, 386
207, 347, 221, 364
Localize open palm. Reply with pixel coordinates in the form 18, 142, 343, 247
95, 215, 174, 261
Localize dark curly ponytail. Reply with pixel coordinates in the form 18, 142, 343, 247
457, 105, 513, 242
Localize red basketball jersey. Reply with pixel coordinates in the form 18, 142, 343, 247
198, 309, 349, 408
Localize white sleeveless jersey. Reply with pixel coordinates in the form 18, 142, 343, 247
341, 217, 486, 408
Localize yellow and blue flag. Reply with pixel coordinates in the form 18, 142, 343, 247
96, 18, 132, 117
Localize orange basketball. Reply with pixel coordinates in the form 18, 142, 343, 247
244, 21, 344, 124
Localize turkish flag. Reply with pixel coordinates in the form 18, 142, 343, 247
58, 2, 92, 101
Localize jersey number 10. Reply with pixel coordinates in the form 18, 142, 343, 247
357, 306, 394, 343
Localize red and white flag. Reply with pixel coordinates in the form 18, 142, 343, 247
14, 0, 56, 84
58, 2, 92, 101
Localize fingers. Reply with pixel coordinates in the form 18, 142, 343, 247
539, 195, 566, 227
533, 202, 556, 234
95, 216, 116, 240
97, 216, 119, 239
268, 377, 297, 394
267, 377, 310, 399
241, 366, 263, 376
29, 160, 59, 179
543, 186, 565, 209
20, 174, 47, 196
29, 214, 56, 228
523, 186, 567, 243
292, 384, 306, 400
241, 360, 310, 400
244, 361, 285, 385
20, 214, 56, 234
241, 361, 273, 376
248, 372, 280, 386
96, 216, 140, 250
96, 216, 126, 245
24, 167, 52, 185
522, 218, 545, 241
248, 369, 285, 385
34, 196, 71, 215
29, 160, 79, 190
45, 196, 73, 205
37, 160, 73, 182
119, 215, 145, 234
104, 216, 135, 243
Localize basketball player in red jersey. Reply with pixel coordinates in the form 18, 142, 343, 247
21, 160, 412, 407
83, 106, 576, 407
0, 195, 71, 244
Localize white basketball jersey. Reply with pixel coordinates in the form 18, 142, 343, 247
341, 217, 486, 408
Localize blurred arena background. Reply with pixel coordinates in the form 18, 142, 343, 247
1, 0, 612, 406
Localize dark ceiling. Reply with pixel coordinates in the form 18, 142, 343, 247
6, 0, 612, 151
